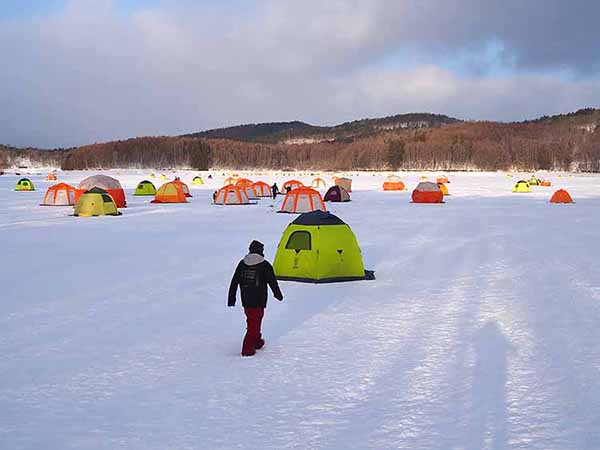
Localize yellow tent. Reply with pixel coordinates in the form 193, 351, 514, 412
74, 188, 121, 216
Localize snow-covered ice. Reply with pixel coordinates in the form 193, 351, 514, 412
1, 170, 600, 450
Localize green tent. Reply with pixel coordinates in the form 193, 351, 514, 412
273, 210, 373, 283
512, 180, 531, 193
15, 178, 35, 191
134, 180, 157, 196
528, 177, 540, 186
74, 188, 121, 217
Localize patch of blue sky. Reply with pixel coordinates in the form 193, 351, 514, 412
373, 39, 581, 83
0, 0, 65, 18
371, 40, 510, 76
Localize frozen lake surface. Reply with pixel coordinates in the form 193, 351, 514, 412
1, 170, 600, 450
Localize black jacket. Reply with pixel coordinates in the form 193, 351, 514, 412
228, 253, 283, 308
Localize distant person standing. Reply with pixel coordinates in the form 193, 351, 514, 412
228, 240, 283, 356
271, 183, 279, 199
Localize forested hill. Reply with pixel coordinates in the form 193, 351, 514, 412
2, 109, 600, 172
182, 113, 459, 143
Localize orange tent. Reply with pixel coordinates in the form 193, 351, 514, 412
45, 173, 57, 181
77, 175, 127, 208
224, 177, 238, 185
550, 189, 574, 204
214, 185, 250, 205
252, 181, 272, 197
172, 179, 192, 197
151, 182, 188, 203
235, 178, 253, 188
436, 175, 449, 184
540, 180, 552, 187
311, 177, 326, 189
41, 183, 76, 206
383, 175, 405, 191
283, 180, 304, 191
241, 185, 257, 199
279, 187, 326, 213
412, 181, 444, 203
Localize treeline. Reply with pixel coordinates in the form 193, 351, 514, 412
60, 137, 212, 170
2, 109, 600, 172
0, 145, 67, 169
206, 116, 600, 171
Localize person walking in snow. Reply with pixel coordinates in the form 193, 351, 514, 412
228, 240, 283, 356
271, 183, 279, 199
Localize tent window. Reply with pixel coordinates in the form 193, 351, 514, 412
102, 194, 113, 203
286, 231, 311, 251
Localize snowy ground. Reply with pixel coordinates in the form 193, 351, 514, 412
1, 170, 600, 450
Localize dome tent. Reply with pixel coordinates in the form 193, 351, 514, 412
512, 180, 531, 193
152, 182, 188, 203
437, 175, 450, 184
15, 178, 35, 191
311, 177, 327, 189
74, 188, 121, 217
235, 178, 253, 189
273, 210, 374, 283
41, 183, 77, 206
214, 185, 250, 205
252, 181, 272, 197
224, 177, 238, 186
324, 185, 350, 202
540, 180, 552, 187
241, 185, 258, 199
550, 189, 574, 204
279, 187, 326, 213
528, 176, 540, 186
283, 180, 304, 191
172, 179, 192, 197
412, 181, 444, 203
46, 173, 57, 181
134, 180, 157, 196
191, 176, 204, 186
77, 175, 126, 207
383, 175, 405, 191
335, 177, 352, 193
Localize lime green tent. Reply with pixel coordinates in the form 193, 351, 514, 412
74, 188, 121, 217
529, 177, 540, 186
273, 210, 373, 283
191, 176, 204, 186
15, 178, 35, 191
134, 180, 157, 196
512, 180, 531, 193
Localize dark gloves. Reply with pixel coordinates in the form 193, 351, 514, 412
275, 292, 283, 302
228, 297, 236, 307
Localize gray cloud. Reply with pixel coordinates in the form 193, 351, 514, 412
1, 0, 600, 148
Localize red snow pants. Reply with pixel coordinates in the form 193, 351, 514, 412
242, 307, 265, 356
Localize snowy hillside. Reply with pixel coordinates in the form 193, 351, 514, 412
1, 170, 600, 450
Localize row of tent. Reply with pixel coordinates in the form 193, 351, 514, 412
512, 179, 552, 192
15, 175, 576, 215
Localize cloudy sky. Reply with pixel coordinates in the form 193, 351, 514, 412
1, 0, 600, 148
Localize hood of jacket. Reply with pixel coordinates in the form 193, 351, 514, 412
243, 253, 265, 266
